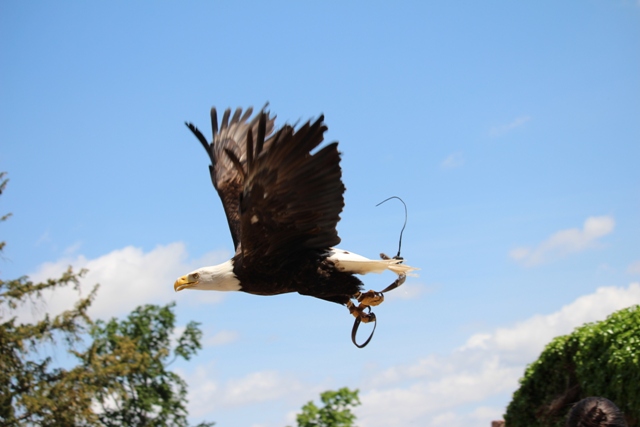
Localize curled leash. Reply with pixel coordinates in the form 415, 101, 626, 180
351, 196, 409, 348
375, 196, 407, 260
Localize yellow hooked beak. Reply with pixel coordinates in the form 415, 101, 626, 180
174, 275, 198, 292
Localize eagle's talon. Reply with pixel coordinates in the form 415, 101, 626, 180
347, 300, 378, 323
360, 311, 376, 323
357, 290, 384, 306
347, 300, 364, 319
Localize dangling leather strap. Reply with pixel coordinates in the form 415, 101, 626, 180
352, 197, 409, 348
351, 307, 377, 348
350, 273, 406, 348
379, 279, 401, 294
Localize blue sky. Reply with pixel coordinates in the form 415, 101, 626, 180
1, 1, 639, 426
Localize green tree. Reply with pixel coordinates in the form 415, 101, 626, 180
0, 173, 99, 425
81, 303, 213, 427
0, 266, 99, 425
289, 387, 361, 427
504, 305, 640, 427
0, 173, 213, 426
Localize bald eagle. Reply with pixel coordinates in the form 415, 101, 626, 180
175, 106, 417, 347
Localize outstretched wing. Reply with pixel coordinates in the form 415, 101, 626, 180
185, 107, 276, 250
227, 112, 345, 270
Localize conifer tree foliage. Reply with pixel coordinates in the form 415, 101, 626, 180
505, 304, 640, 427
0, 173, 213, 426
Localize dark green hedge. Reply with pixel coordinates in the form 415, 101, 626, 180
504, 304, 639, 427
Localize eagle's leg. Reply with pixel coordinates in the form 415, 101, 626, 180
354, 271, 407, 305
347, 300, 376, 323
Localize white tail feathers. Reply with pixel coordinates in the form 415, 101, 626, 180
387, 261, 418, 276
328, 248, 419, 277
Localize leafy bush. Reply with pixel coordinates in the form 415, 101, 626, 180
505, 304, 639, 427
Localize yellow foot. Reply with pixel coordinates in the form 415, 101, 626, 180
347, 300, 378, 348
356, 290, 385, 306
347, 300, 376, 323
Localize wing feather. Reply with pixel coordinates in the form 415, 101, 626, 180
185, 106, 276, 250
238, 114, 345, 269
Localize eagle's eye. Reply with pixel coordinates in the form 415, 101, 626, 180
192, 273, 200, 280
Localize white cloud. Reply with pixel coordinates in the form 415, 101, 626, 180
384, 282, 429, 301
18, 244, 640, 427
171, 283, 639, 427
223, 371, 305, 406
357, 358, 519, 427
489, 116, 531, 137
20, 243, 230, 322
355, 283, 640, 427
426, 407, 504, 427
204, 329, 239, 346
465, 283, 640, 363
170, 283, 640, 426
510, 215, 615, 267
627, 259, 640, 275
183, 364, 320, 418
35, 230, 52, 247
63, 241, 83, 256
441, 151, 464, 169
508, 247, 530, 261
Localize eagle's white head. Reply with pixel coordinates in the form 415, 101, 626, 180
174, 259, 241, 292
